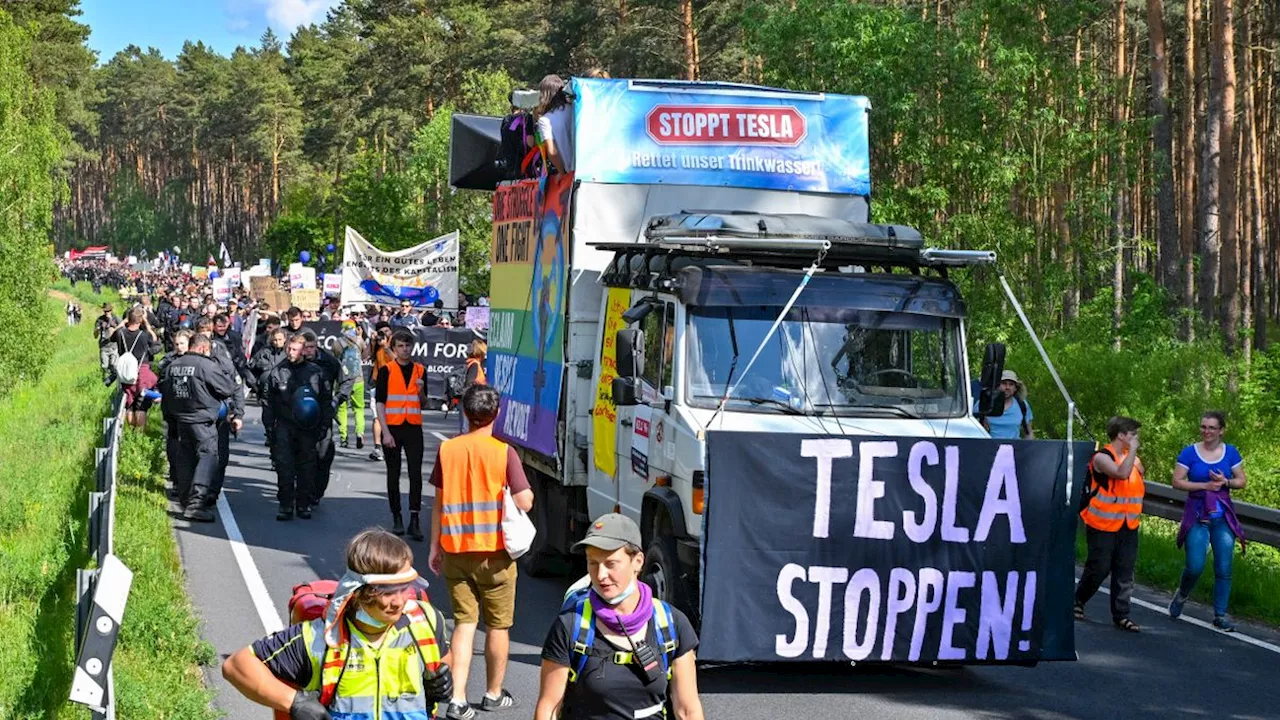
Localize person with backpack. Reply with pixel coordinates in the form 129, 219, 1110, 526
222, 528, 455, 720
452, 340, 487, 432
977, 370, 1034, 439
535, 74, 575, 174
336, 321, 368, 450
1074, 416, 1145, 633
94, 303, 121, 384
260, 332, 330, 521
534, 514, 704, 720
111, 306, 160, 428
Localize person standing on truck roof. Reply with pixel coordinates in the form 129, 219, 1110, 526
1075, 416, 1145, 633
977, 370, 1034, 440
428, 385, 534, 719
376, 330, 428, 538
535, 74, 575, 174
534, 514, 704, 720
222, 528, 455, 720
1168, 411, 1247, 632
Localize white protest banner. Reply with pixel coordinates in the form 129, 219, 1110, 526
323, 273, 343, 298
340, 226, 459, 309
259, 258, 272, 270
212, 277, 232, 305
290, 264, 316, 290
226, 267, 242, 289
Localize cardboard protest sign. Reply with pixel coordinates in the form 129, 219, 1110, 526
291, 288, 322, 312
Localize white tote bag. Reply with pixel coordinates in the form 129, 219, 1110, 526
501, 486, 536, 560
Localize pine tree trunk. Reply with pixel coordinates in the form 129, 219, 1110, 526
1112, 0, 1128, 351
1217, 0, 1239, 358
1148, 0, 1179, 294
1181, 0, 1200, 340
1199, 0, 1222, 327
681, 0, 696, 81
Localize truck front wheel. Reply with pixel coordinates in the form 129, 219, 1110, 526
641, 517, 693, 619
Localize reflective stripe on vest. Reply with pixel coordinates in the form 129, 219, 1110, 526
312, 599, 443, 720
1081, 443, 1144, 531
385, 363, 424, 426
466, 357, 487, 386
438, 425, 509, 553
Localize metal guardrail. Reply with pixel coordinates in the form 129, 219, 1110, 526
1143, 480, 1280, 549
70, 390, 134, 719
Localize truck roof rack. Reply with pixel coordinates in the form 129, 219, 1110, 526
589, 212, 996, 271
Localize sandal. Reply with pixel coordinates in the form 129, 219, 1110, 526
1074, 603, 1086, 620
1114, 617, 1141, 633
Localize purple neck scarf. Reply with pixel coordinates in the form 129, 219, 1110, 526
591, 580, 654, 637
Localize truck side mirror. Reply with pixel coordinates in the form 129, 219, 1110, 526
977, 342, 1007, 417
613, 328, 644, 407
616, 328, 644, 378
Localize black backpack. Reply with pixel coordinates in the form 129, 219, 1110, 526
1079, 447, 1115, 512
445, 366, 467, 403
498, 111, 543, 180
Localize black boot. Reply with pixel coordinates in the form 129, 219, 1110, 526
277, 504, 293, 521
391, 513, 404, 535
408, 513, 424, 541
184, 502, 216, 522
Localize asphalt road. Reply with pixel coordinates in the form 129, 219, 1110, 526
173, 406, 1280, 720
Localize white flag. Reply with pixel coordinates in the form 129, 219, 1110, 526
219, 242, 233, 268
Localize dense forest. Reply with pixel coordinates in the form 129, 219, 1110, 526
6, 0, 1280, 491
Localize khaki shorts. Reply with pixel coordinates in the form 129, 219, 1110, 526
442, 551, 517, 628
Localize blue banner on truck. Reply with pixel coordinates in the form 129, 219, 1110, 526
699, 433, 1086, 664
572, 78, 871, 195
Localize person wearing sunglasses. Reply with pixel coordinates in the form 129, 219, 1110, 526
1169, 411, 1247, 631
223, 528, 454, 719
391, 299, 422, 329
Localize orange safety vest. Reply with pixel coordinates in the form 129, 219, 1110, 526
438, 425, 508, 553
384, 362, 424, 426
374, 346, 393, 374
1081, 443, 1144, 531
465, 357, 487, 386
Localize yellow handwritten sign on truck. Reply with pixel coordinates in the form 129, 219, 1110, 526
592, 287, 631, 475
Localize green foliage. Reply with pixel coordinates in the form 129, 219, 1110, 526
0, 301, 112, 718
262, 211, 329, 266
112, 414, 219, 719
0, 12, 61, 400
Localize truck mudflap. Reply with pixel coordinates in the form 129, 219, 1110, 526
699, 432, 1088, 665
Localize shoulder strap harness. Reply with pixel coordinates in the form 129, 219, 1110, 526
566, 592, 677, 684
319, 599, 442, 707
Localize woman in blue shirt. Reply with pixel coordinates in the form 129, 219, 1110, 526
1168, 411, 1247, 631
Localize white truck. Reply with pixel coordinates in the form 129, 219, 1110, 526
452, 78, 1078, 664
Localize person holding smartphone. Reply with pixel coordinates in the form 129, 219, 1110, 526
1168, 411, 1248, 631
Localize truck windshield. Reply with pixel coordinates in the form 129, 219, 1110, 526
685, 305, 965, 418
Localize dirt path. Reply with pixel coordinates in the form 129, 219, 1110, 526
48, 289, 73, 301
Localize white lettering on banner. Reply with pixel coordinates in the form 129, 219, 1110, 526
433, 343, 469, 359
502, 401, 530, 440
490, 311, 515, 350
800, 439, 851, 539
775, 565, 1039, 662
805, 440, 1025, 544
772, 438, 1038, 661
856, 441, 897, 540
492, 355, 518, 394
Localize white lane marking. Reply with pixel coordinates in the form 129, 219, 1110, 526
1082, 575, 1280, 655
430, 431, 449, 442
216, 494, 283, 634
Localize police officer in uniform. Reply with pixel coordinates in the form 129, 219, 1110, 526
261, 332, 330, 521
213, 312, 255, 386
196, 317, 245, 507
159, 334, 238, 521
301, 328, 347, 507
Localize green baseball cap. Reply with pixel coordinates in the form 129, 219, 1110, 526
572, 513, 642, 553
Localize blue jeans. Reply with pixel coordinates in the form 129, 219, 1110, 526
1177, 515, 1235, 617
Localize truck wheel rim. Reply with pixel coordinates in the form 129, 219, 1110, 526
645, 560, 669, 600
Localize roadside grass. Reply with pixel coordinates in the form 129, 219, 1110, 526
1076, 517, 1280, 626
109, 413, 219, 719
0, 301, 112, 719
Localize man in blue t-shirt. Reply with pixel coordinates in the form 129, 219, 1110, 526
976, 370, 1034, 439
